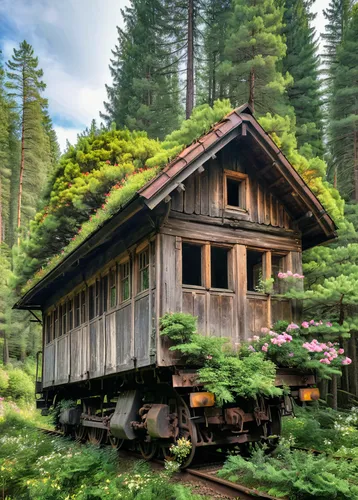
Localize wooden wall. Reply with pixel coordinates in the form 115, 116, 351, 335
170, 143, 295, 230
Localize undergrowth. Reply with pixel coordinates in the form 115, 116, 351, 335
219, 442, 358, 499
0, 409, 207, 499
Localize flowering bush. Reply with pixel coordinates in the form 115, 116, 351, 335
245, 320, 351, 378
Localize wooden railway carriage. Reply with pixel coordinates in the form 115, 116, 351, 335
15, 104, 336, 465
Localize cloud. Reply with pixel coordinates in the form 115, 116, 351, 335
54, 125, 82, 152
0, 0, 129, 141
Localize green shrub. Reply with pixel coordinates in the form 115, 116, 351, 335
219, 443, 358, 498
6, 368, 34, 402
0, 367, 9, 393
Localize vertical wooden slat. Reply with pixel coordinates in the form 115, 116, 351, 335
209, 161, 220, 217
171, 190, 184, 212
184, 178, 195, 214
235, 244, 247, 341
194, 175, 201, 214
200, 169, 209, 215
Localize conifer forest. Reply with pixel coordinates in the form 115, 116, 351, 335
3, 1, 358, 499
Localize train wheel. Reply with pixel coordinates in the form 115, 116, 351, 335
74, 425, 87, 442
262, 406, 282, 452
160, 396, 197, 468
108, 434, 124, 450
87, 427, 106, 446
60, 423, 72, 437
138, 440, 158, 460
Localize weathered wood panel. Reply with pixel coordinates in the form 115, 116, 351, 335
271, 298, 292, 325
209, 293, 234, 337
89, 318, 105, 379
170, 155, 295, 230
55, 335, 69, 385
247, 294, 269, 336
116, 304, 132, 369
105, 312, 116, 375
43, 343, 55, 388
134, 295, 150, 367
182, 290, 206, 334
70, 327, 87, 383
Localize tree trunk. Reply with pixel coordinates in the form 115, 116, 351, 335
17, 113, 25, 245
186, 0, 194, 119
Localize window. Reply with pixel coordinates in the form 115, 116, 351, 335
182, 242, 202, 286
138, 248, 149, 292
46, 314, 52, 344
102, 275, 108, 313
54, 308, 59, 338
95, 279, 100, 315
75, 293, 80, 327
89, 283, 95, 320
272, 254, 286, 294
120, 261, 130, 302
109, 268, 117, 308
224, 170, 247, 210
211, 247, 229, 289
67, 299, 73, 331
81, 290, 86, 323
61, 304, 67, 336
247, 250, 264, 292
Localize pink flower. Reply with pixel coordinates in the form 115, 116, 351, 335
262, 343, 268, 352
286, 270, 293, 276
293, 273, 304, 279
105, 160, 111, 164
326, 322, 332, 327
320, 358, 331, 364
309, 320, 315, 325
277, 272, 286, 279
252, 335, 260, 342
301, 321, 309, 329
206, 355, 213, 360
338, 348, 344, 355
288, 352, 294, 357
248, 345, 256, 352
287, 323, 299, 331
261, 327, 269, 334
342, 357, 352, 365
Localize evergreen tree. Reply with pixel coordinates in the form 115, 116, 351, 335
329, 5, 358, 200
218, 0, 292, 115
102, 0, 182, 139
6, 40, 55, 243
282, 0, 323, 157
198, 0, 231, 106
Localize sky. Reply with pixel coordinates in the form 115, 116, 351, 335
0, 0, 329, 151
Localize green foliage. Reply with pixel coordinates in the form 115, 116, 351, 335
160, 313, 281, 405
0, 367, 9, 393
6, 368, 34, 402
0, 410, 205, 500
219, 0, 292, 115
219, 441, 358, 498
282, 0, 323, 157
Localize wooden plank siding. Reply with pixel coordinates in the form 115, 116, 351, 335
170, 151, 294, 231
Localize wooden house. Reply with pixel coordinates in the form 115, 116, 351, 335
15, 104, 336, 392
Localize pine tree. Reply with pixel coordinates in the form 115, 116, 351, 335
282, 0, 323, 157
198, 0, 231, 106
218, 0, 292, 115
6, 40, 55, 243
329, 5, 358, 200
102, 0, 182, 139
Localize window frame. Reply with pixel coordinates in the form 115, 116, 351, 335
120, 259, 131, 303
109, 266, 117, 309
181, 240, 205, 288
137, 247, 150, 294
224, 169, 248, 212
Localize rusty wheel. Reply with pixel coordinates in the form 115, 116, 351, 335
87, 427, 106, 446
108, 433, 124, 449
160, 396, 197, 468
138, 440, 158, 460
74, 424, 87, 442
60, 423, 72, 437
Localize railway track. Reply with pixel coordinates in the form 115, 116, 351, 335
37, 427, 283, 499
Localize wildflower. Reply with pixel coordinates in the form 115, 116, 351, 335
301, 321, 309, 328
206, 355, 213, 360
287, 323, 299, 331
320, 358, 331, 364
338, 348, 345, 355
262, 343, 268, 352
252, 335, 260, 341
286, 270, 293, 276
248, 345, 256, 352
261, 327, 269, 334
342, 357, 352, 365
309, 319, 315, 325
288, 352, 294, 357
326, 322, 333, 327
